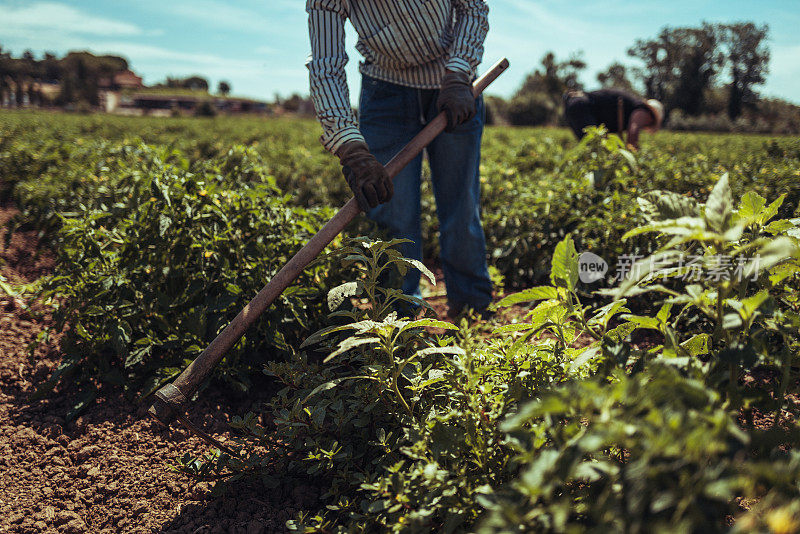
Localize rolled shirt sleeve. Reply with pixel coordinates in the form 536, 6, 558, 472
306, 0, 365, 154
445, 0, 490, 76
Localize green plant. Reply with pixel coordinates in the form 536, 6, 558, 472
30, 143, 349, 412
177, 237, 618, 532
4, 112, 800, 532
611, 173, 800, 424
482, 364, 754, 533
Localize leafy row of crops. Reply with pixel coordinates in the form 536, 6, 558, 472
194, 179, 800, 533
4, 113, 799, 286
2, 111, 800, 531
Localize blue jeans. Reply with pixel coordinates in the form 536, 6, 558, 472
359, 75, 492, 311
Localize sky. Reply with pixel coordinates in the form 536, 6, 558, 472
1, 0, 798, 104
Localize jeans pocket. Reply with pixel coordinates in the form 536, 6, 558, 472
360, 76, 405, 120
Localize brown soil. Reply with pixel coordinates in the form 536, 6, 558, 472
0, 205, 304, 534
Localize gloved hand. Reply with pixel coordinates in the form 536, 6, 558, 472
436, 70, 476, 132
336, 140, 393, 212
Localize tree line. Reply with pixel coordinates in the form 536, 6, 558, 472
0, 48, 129, 107
0, 47, 235, 108
488, 22, 800, 134
3, 22, 797, 133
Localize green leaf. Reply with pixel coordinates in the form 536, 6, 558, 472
158, 214, 172, 237
569, 345, 601, 371
324, 336, 381, 363
74, 323, 90, 339
638, 190, 700, 222
759, 193, 786, 225
327, 281, 362, 311
66, 387, 97, 421
411, 346, 466, 360
30, 361, 77, 401
367, 500, 388, 513
495, 286, 558, 308
112, 321, 132, 357
526, 300, 566, 331
492, 323, 535, 335
550, 236, 579, 291
704, 173, 733, 232
769, 262, 800, 285
125, 346, 149, 369
656, 303, 672, 324
618, 147, 638, 170
737, 191, 766, 225
300, 325, 343, 348
743, 237, 799, 278
740, 290, 770, 320
413, 369, 448, 390
622, 217, 706, 241
723, 313, 743, 329
763, 219, 796, 235
680, 334, 709, 356
398, 318, 458, 334
401, 258, 436, 286
612, 251, 682, 299
605, 321, 637, 342
588, 299, 629, 329
302, 377, 355, 403
621, 314, 660, 330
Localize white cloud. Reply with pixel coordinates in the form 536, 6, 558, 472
158, 0, 303, 35
0, 2, 142, 37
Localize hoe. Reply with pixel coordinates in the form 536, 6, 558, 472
147, 58, 510, 442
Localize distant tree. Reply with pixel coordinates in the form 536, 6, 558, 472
672, 25, 723, 116
596, 62, 636, 93
507, 51, 586, 125
628, 24, 722, 116
184, 76, 209, 91
518, 51, 586, 98
42, 52, 60, 80
507, 92, 558, 126
162, 75, 209, 92
57, 52, 127, 106
282, 93, 312, 113
0, 45, 10, 106
485, 95, 509, 125
0, 48, 130, 108
718, 23, 769, 120
217, 80, 231, 96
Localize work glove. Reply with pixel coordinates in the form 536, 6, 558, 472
336, 140, 393, 212
437, 70, 476, 132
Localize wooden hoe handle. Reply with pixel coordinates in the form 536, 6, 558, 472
148, 58, 510, 426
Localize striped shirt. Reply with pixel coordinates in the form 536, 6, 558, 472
306, 0, 489, 154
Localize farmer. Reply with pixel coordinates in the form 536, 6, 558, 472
306, 0, 493, 317
563, 88, 664, 150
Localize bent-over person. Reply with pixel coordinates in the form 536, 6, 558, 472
564, 88, 664, 150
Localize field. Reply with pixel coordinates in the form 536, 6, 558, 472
1, 110, 799, 533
